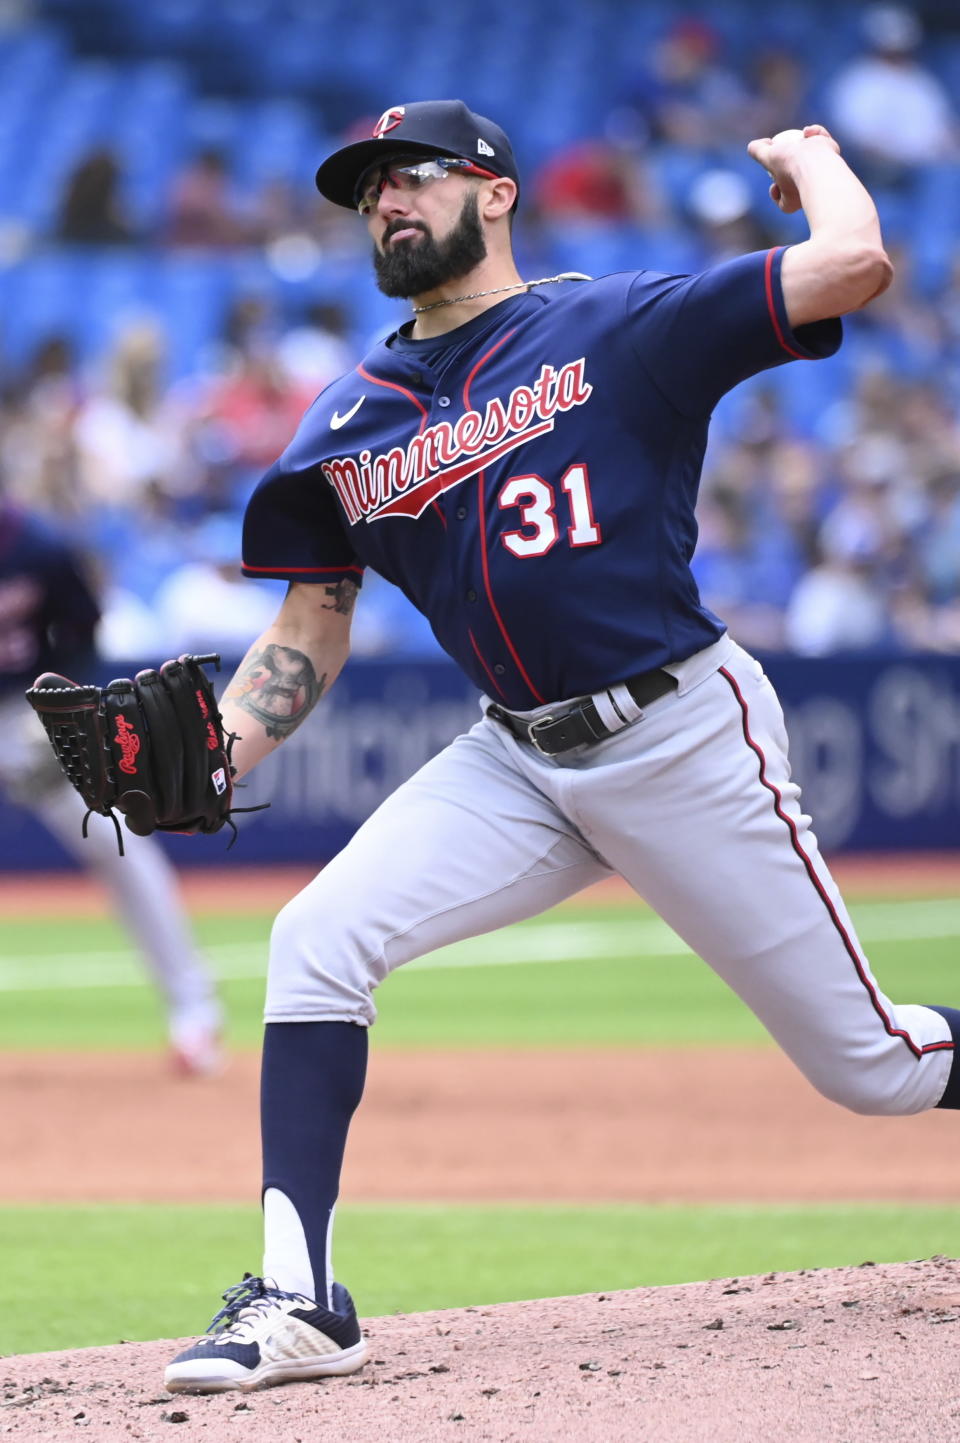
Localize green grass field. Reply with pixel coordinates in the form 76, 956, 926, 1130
1, 888, 958, 1355
4, 1202, 960, 1355
2, 895, 958, 1051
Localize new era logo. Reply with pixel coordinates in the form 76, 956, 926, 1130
477, 138, 495, 156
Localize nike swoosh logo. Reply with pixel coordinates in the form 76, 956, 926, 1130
330, 396, 366, 430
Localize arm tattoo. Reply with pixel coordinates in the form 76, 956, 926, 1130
320, 578, 358, 616
224, 644, 327, 741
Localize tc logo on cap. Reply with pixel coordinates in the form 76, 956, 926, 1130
373, 106, 406, 138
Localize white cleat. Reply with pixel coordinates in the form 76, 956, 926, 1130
164, 1274, 367, 1394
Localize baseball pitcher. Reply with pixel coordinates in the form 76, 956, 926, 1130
30, 100, 959, 1392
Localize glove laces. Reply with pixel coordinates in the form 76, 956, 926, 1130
83, 805, 125, 856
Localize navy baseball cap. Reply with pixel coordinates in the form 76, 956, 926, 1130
315, 99, 520, 209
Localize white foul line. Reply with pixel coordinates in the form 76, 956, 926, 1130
0, 899, 957, 993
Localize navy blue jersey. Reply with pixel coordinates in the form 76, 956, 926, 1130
0, 506, 100, 699
243, 247, 840, 707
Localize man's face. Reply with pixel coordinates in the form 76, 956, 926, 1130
364, 165, 488, 299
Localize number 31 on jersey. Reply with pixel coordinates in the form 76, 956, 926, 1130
498, 464, 602, 557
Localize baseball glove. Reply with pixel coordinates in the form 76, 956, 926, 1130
24, 653, 257, 853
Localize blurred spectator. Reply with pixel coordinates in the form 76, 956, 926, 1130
784, 431, 917, 654
277, 301, 355, 393
684, 168, 774, 260
152, 513, 281, 656
916, 465, 960, 604
694, 417, 824, 651
859, 243, 945, 370
743, 47, 811, 140
0, 334, 84, 521
530, 139, 661, 224
192, 345, 315, 505
0, 11, 955, 665
55, 148, 135, 245
825, 5, 959, 184
247, 175, 322, 247
692, 485, 789, 650
623, 17, 754, 153
818, 443, 909, 573
17, 333, 79, 400
934, 253, 960, 353
72, 321, 180, 509
166, 147, 247, 247
900, 463, 960, 649
785, 531, 892, 654
222, 294, 283, 358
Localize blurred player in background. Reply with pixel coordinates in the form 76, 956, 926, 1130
0, 496, 223, 1075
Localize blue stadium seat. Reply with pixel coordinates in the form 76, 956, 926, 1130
70, 251, 154, 358
113, 0, 208, 58
233, 96, 318, 188
143, 255, 236, 377
1, 1, 950, 438
1, 252, 93, 365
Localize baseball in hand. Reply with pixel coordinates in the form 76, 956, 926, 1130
748, 124, 841, 213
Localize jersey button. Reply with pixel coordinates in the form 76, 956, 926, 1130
493, 664, 506, 675
437, 395, 451, 407
456, 506, 467, 520
466, 588, 478, 602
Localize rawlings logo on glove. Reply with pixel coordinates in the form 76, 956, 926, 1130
25, 653, 265, 852
114, 715, 141, 774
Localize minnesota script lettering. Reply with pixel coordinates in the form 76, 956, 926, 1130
323, 358, 592, 524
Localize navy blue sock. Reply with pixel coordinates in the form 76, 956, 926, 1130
260, 1021, 368, 1303
930, 1007, 960, 1109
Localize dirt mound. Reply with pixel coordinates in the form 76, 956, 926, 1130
4, 1259, 960, 1442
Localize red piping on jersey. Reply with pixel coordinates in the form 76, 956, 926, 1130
764, 247, 806, 361
462, 330, 516, 403
356, 362, 445, 526
719, 666, 953, 1063
243, 562, 365, 575
468, 628, 507, 698
357, 361, 427, 420
464, 331, 546, 706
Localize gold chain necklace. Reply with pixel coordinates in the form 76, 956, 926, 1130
412, 272, 591, 313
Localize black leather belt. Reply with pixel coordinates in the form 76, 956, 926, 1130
486, 669, 678, 756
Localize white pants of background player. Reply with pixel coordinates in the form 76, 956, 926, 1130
0, 700, 222, 1075
262, 636, 954, 1293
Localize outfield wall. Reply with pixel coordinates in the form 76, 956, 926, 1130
2, 651, 957, 870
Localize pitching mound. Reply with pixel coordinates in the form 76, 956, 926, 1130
4, 1259, 959, 1442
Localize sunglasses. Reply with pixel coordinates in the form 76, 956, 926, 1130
356, 156, 499, 215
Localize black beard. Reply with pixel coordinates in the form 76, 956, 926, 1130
373, 192, 488, 299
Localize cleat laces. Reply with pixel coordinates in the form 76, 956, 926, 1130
206, 1274, 312, 1345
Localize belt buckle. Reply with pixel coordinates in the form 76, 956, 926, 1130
528, 714, 557, 755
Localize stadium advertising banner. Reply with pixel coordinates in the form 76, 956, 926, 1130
0, 653, 957, 869
768, 652, 960, 854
